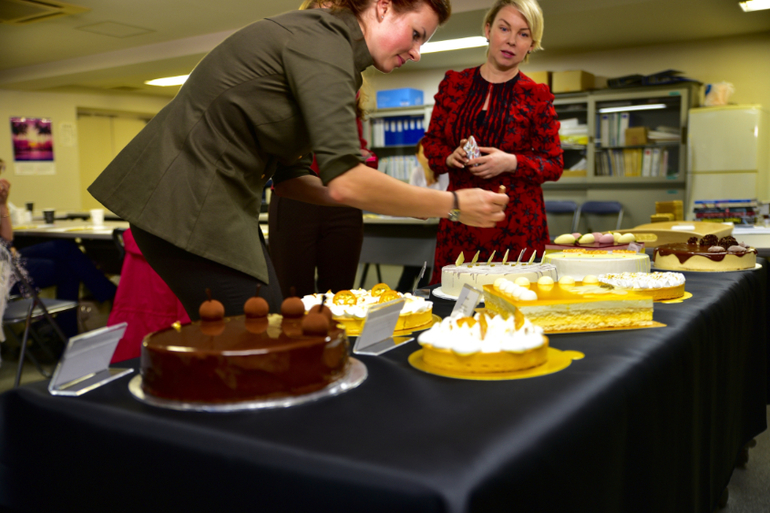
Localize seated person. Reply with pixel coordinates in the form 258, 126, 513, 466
0, 158, 117, 337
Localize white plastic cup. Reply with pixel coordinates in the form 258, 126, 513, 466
90, 208, 105, 227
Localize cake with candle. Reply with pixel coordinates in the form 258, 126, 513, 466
653, 235, 756, 272
301, 283, 433, 336
140, 291, 349, 403
483, 275, 654, 332
417, 310, 548, 373
542, 248, 650, 281
440, 250, 557, 297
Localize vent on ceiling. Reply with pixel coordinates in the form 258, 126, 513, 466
0, 0, 90, 25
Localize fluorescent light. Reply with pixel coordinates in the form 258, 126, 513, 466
740, 0, 770, 12
421, 36, 488, 54
145, 75, 189, 87
598, 104, 667, 114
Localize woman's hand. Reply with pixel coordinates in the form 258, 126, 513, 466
467, 147, 517, 179
445, 139, 469, 169
455, 188, 508, 227
0, 179, 11, 205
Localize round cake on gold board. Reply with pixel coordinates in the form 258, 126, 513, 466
409, 348, 584, 381
301, 284, 434, 337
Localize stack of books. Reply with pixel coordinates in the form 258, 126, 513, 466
692, 199, 759, 225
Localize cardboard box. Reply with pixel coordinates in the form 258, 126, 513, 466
552, 70, 595, 93
376, 88, 424, 109
625, 126, 648, 146
526, 71, 551, 88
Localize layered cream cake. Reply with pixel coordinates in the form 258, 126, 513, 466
597, 272, 685, 301
483, 276, 654, 332
301, 284, 433, 336
417, 310, 548, 373
141, 295, 349, 403
542, 249, 650, 280
441, 261, 557, 297
653, 235, 756, 272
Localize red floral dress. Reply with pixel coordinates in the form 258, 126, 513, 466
422, 68, 563, 285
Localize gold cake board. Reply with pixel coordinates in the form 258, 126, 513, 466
409, 347, 585, 381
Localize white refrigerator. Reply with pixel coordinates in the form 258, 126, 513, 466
686, 105, 769, 220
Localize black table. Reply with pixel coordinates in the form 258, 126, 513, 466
0, 265, 767, 513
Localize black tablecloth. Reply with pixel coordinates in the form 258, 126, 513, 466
0, 264, 767, 513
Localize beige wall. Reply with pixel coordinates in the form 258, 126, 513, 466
0, 31, 766, 217
364, 32, 770, 118
0, 90, 168, 215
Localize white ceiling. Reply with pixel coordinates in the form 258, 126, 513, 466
0, 0, 768, 98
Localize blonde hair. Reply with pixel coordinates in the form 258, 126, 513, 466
483, 0, 544, 62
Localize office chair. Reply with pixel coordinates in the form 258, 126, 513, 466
544, 200, 580, 235
576, 201, 624, 232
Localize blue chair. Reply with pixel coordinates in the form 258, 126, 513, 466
545, 200, 579, 235
576, 201, 624, 232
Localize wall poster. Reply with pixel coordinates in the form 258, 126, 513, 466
10, 117, 56, 175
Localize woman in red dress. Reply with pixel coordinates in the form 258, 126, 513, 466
422, 0, 563, 285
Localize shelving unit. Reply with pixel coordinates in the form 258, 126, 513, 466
363, 105, 433, 182
547, 83, 700, 229
364, 84, 700, 229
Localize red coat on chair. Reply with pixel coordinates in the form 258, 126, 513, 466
108, 229, 190, 363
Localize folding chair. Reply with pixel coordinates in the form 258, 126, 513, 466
545, 200, 580, 236
576, 201, 624, 232
2, 258, 78, 387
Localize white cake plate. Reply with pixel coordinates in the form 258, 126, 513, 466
432, 286, 487, 303
128, 358, 367, 412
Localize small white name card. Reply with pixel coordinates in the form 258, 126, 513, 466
353, 298, 413, 355
451, 284, 482, 317
49, 323, 133, 396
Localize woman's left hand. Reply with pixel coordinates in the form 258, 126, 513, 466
467, 147, 517, 180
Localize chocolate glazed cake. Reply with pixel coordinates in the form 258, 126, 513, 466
141, 292, 349, 403
653, 235, 757, 272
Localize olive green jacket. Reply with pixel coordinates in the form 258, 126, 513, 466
89, 9, 373, 283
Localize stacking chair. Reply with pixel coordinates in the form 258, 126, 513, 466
4, 297, 78, 384
576, 201, 624, 232
2, 258, 77, 387
544, 200, 579, 236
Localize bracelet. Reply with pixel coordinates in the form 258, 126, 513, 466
448, 191, 460, 222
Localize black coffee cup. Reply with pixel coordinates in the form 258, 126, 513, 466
43, 209, 55, 224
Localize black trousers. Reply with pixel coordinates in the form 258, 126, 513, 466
130, 225, 283, 320
268, 196, 363, 298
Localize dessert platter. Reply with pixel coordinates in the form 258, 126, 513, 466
653, 235, 758, 272
130, 290, 366, 412
542, 248, 651, 281
409, 310, 583, 380
597, 272, 686, 301
301, 283, 434, 336
436, 250, 557, 299
483, 276, 658, 333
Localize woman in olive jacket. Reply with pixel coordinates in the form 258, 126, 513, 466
89, 0, 507, 319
